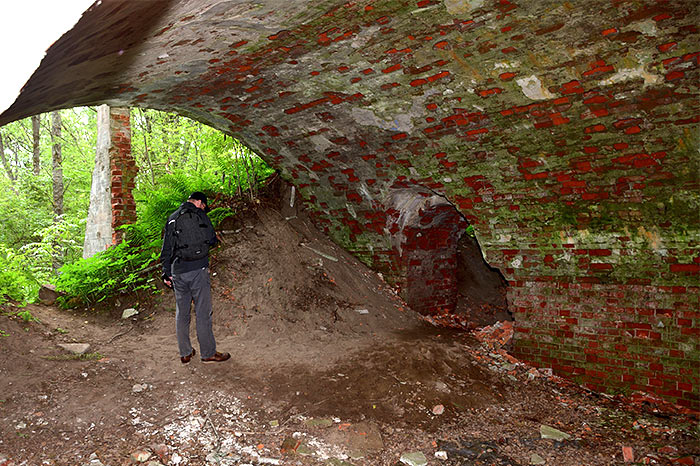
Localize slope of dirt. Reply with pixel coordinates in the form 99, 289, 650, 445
0, 193, 697, 466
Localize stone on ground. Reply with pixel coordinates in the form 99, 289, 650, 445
130, 449, 151, 462
58, 343, 90, 354
38, 284, 60, 305
122, 308, 138, 319
539, 425, 571, 441
400, 451, 428, 466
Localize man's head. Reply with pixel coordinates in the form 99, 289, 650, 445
188, 191, 209, 212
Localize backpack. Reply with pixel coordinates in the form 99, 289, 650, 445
173, 207, 212, 261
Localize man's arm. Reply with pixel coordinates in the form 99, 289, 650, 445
160, 218, 176, 288
203, 213, 219, 248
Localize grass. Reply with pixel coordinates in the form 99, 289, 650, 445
43, 352, 104, 361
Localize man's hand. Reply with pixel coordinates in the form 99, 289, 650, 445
163, 277, 173, 289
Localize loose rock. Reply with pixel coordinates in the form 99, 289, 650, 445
539, 425, 571, 441
132, 383, 149, 393
130, 449, 151, 462
58, 343, 91, 355
38, 284, 60, 305
304, 417, 334, 428
122, 308, 139, 319
400, 451, 428, 466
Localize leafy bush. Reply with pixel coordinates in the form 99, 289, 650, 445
0, 245, 40, 304
20, 218, 85, 283
55, 226, 161, 305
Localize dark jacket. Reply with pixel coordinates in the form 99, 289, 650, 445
160, 201, 218, 278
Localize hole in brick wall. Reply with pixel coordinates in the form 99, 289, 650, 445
385, 186, 511, 325
387, 187, 509, 325
454, 232, 511, 328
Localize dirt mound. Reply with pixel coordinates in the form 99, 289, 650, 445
207, 205, 418, 370
0, 189, 697, 465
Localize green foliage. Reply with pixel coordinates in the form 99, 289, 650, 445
131, 109, 274, 198
20, 218, 85, 282
208, 207, 236, 228
14, 309, 39, 323
2, 107, 273, 306
43, 352, 104, 361
0, 109, 96, 248
55, 230, 161, 306
0, 245, 40, 304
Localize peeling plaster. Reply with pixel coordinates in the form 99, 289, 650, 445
599, 65, 661, 87
351, 24, 381, 49
515, 75, 554, 101
352, 107, 414, 132
444, 0, 485, 15
351, 90, 436, 133
309, 134, 335, 152
627, 19, 658, 36
385, 190, 453, 254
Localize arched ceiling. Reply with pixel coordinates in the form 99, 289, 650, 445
2, 0, 699, 407
1, 0, 697, 278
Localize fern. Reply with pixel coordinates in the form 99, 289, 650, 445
55, 160, 274, 306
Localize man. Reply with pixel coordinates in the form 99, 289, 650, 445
161, 192, 230, 364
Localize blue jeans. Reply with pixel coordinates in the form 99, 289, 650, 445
172, 267, 216, 359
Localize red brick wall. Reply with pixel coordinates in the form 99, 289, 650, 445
511, 280, 698, 409
109, 108, 137, 244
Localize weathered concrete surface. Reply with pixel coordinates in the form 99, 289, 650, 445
84, 105, 136, 254
83, 105, 114, 258
0, 0, 698, 407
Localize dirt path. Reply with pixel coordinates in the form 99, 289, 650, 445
1, 204, 697, 466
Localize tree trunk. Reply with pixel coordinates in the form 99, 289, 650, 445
51, 111, 64, 270
32, 114, 41, 175
51, 111, 64, 219
233, 150, 243, 197
0, 130, 15, 183
137, 108, 156, 186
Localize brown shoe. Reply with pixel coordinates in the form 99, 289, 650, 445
180, 349, 195, 364
201, 352, 231, 363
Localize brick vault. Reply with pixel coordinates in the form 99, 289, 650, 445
1, 0, 698, 408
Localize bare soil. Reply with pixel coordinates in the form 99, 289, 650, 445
0, 193, 697, 466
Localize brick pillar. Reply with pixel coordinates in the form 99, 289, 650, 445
108, 108, 137, 244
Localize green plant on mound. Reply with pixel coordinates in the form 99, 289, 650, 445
14, 309, 40, 323
208, 207, 237, 228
